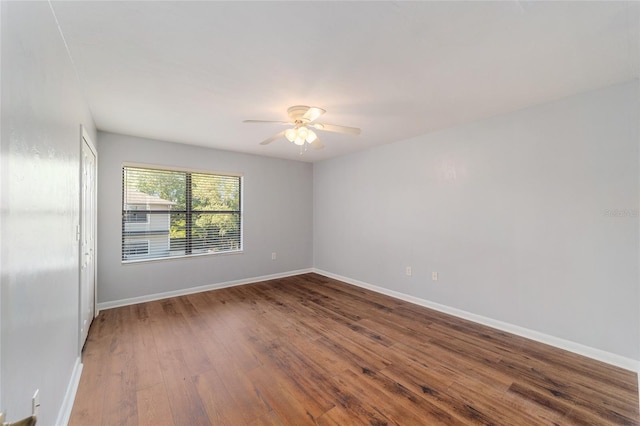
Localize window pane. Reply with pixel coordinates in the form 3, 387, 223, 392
124, 167, 186, 210
123, 241, 149, 258
165, 212, 242, 255
192, 212, 241, 253
191, 173, 240, 211
124, 211, 148, 223
168, 212, 187, 256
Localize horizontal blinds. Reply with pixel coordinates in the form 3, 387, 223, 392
122, 166, 241, 261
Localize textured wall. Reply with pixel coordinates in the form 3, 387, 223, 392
1, 1, 97, 424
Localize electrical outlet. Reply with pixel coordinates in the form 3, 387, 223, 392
271, 252, 277, 260
32, 389, 40, 417
405, 266, 412, 276
432, 272, 438, 281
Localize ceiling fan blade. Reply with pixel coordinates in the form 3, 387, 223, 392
310, 138, 324, 150
259, 130, 286, 145
311, 122, 361, 135
302, 107, 326, 123
243, 120, 292, 125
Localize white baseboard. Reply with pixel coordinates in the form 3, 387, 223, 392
97, 268, 313, 312
313, 268, 640, 373
56, 357, 83, 426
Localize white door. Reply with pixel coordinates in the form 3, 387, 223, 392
80, 132, 97, 348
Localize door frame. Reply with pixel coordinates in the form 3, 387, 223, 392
78, 125, 97, 352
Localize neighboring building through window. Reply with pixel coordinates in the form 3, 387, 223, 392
123, 240, 150, 258
122, 165, 242, 262
124, 204, 150, 224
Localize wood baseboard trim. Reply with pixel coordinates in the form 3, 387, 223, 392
96, 268, 314, 312
313, 268, 640, 373
57, 357, 83, 426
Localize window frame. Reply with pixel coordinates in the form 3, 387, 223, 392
121, 163, 243, 264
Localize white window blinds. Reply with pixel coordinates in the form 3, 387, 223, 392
122, 166, 242, 262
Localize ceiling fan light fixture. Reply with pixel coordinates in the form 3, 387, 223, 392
297, 126, 309, 140
306, 130, 318, 143
285, 128, 297, 142
294, 136, 305, 146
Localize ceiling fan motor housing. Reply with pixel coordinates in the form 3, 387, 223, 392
287, 105, 323, 122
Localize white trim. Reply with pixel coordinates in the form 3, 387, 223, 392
122, 161, 243, 177
313, 269, 640, 373
79, 126, 98, 353
121, 247, 243, 265
0, 0, 3, 412
83, 128, 98, 322
56, 357, 83, 426
81, 126, 97, 157
97, 268, 313, 312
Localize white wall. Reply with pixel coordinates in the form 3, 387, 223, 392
314, 80, 640, 361
1, 1, 97, 424
97, 132, 313, 305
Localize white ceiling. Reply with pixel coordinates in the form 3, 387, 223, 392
51, 1, 640, 162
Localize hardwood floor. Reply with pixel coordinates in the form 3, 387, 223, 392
70, 273, 639, 425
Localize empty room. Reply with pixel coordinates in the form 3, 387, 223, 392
1, 1, 639, 425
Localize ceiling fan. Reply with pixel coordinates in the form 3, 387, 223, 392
243, 105, 361, 151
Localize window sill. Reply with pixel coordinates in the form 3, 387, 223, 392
122, 249, 243, 265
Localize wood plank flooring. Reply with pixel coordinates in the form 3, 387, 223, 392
70, 273, 639, 425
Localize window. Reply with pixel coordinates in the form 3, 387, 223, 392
123, 240, 150, 259
122, 165, 242, 262
124, 206, 149, 223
